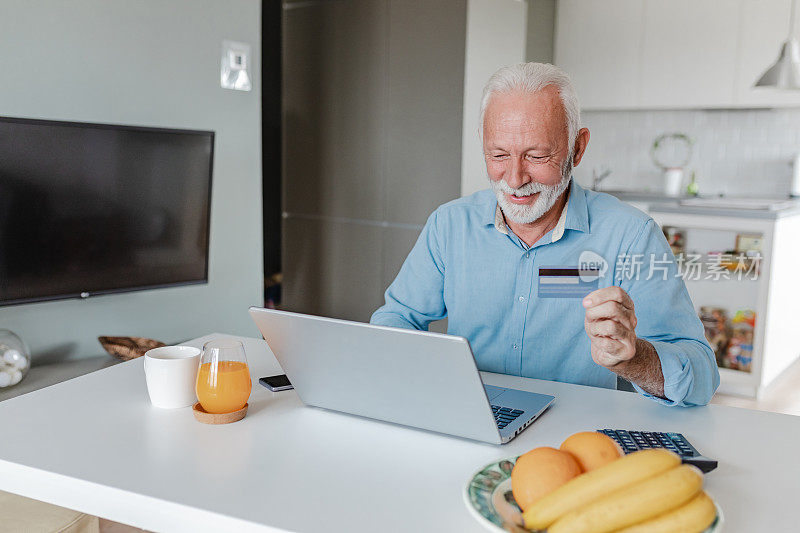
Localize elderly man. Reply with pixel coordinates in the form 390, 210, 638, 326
370, 62, 719, 407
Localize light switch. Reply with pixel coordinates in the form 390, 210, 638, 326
221, 40, 252, 91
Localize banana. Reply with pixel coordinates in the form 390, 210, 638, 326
546, 464, 704, 533
614, 490, 717, 533
522, 448, 681, 530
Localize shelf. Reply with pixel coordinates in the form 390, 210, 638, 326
717, 367, 759, 398
719, 367, 754, 380
0, 356, 118, 402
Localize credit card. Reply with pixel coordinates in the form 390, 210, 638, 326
537, 267, 599, 298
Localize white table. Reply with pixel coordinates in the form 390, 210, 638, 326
0, 334, 797, 532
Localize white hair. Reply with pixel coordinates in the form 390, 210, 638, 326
479, 62, 581, 152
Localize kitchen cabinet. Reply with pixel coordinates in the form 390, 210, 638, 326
639, 0, 739, 108
553, 0, 643, 109
554, 0, 800, 109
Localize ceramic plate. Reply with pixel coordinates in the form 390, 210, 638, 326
464, 457, 723, 533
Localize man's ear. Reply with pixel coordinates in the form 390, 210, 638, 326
572, 127, 591, 166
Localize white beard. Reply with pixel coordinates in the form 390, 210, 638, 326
490, 158, 572, 225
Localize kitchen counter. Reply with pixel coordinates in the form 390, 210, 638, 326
601, 190, 693, 204
602, 190, 800, 219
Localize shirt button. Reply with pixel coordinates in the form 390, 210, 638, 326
525, 252, 530, 258
513, 344, 518, 350
518, 296, 525, 302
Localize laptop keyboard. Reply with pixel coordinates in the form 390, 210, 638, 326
491, 405, 524, 429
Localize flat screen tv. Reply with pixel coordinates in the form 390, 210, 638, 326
0, 116, 214, 306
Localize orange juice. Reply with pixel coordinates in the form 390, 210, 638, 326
196, 361, 251, 414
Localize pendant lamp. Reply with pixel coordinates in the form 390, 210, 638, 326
754, 0, 800, 89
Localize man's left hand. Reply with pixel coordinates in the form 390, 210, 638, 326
583, 286, 638, 368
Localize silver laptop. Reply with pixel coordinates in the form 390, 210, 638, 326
249, 307, 554, 444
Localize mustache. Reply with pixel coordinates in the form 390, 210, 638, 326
494, 179, 559, 197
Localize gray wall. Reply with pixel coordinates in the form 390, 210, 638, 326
526, 0, 556, 63
282, 0, 466, 325
0, 0, 264, 362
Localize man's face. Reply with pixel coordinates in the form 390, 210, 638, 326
483, 86, 573, 224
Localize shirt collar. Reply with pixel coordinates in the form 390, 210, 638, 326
563, 179, 590, 235
484, 178, 590, 240
494, 203, 510, 235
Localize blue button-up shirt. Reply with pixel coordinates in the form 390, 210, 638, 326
371, 180, 719, 406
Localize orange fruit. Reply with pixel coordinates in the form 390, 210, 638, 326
560, 431, 622, 472
511, 447, 583, 511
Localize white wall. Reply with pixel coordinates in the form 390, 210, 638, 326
460, 0, 528, 197
0, 0, 264, 361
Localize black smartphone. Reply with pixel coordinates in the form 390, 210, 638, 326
259, 374, 293, 392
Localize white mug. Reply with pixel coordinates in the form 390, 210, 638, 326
143, 346, 201, 408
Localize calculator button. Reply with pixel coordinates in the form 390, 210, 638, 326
596, 430, 714, 471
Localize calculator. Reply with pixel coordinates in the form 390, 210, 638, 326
597, 429, 718, 473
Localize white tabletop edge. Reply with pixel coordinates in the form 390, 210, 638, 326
0, 458, 288, 533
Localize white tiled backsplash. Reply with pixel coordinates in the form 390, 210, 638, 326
573, 108, 800, 197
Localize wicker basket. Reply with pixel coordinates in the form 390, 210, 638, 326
98, 336, 166, 361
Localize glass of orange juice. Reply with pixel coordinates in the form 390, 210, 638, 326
196, 339, 252, 414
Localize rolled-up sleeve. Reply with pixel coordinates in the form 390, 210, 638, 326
370, 210, 447, 330
620, 219, 720, 407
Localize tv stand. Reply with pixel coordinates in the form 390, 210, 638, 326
0, 356, 118, 402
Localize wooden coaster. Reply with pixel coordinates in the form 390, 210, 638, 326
192, 402, 248, 424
